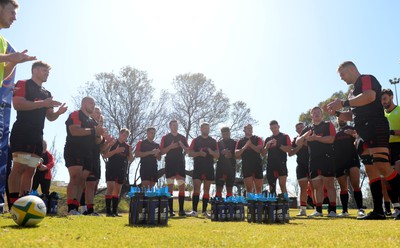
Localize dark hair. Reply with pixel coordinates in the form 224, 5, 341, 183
295, 122, 304, 128
146, 127, 156, 132
310, 106, 322, 113
337, 61, 357, 71
220, 127, 230, 133
120, 128, 130, 135
382, 88, 394, 97
269, 120, 278, 126
0, 0, 19, 8
169, 120, 177, 126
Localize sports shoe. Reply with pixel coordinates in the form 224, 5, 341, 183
337, 212, 349, 217
113, 213, 123, 217
68, 209, 82, 215
308, 211, 323, 217
391, 208, 400, 218
395, 214, 400, 220
357, 209, 365, 217
327, 211, 337, 217
202, 211, 210, 218
357, 211, 386, 220
106, 212, 114, 217
169, 211, 176, 217
384, 209, 392, 217
178, 211, 186, 217
296, 209, 307, 216
187, 211, 198, 217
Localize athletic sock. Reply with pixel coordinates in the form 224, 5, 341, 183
215, 192, 222, 198
353, 188, 363, 209
105, 195, 112, 214
9, 192, 19, 209
370, 178, 384, 214
80, 192, 86, 207
87, 204, 94, 214
112, 196, 119, 215
384, 201, 391, 212
226, 192, 233, 197
192, 193, 200, 212
67, 199, 75, 212
386, 171, 400, 202
340, 191, 349, 213
202, 194, 209, 213
168, 198, 174, 213
329, 202, 336, 213
178, 192, 185, 212
316, 203, 322, 213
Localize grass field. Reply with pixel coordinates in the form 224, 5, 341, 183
1, 207, 400, 247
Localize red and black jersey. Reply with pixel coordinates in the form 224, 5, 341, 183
12, 79, 52, 134
189, 136, 218, 167
108, 140, 131, 167
334, 125, 358, 163
264, 133, 291, 165
64, 110, 97, 154
217, 138, 237, 167
301, 121, 336, 159
236, 135, 263, 165
291, 136, 309, 165
160, 133, 188, 165
350, 75, 385, 123
136, 139, 160, 167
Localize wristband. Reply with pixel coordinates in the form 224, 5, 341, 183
390, 130, 395, 135
342, 100, 350, 107
335, 111, 341, 117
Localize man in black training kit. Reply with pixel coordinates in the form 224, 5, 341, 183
9, 61, 67, 207
135, 127, 161, 188
289, 122, 310, 216
188, 122, 219, 217
327, 61, 400, 220
235, 124, 263, 194
215, 127, 236, 199
262, 120, 292, 198
334, 119, 364, 217
160, 120, 189, 217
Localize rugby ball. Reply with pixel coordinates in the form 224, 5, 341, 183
10, 195, 47, 226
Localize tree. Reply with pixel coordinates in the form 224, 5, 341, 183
169, 73, 230, 140
227, 101, 258, 140
48, 137, 62, 180
76, 66, 170, 187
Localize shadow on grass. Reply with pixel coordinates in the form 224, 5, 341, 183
1, 224, 40, 229
291, 216, 360, 221
124, 224, 170, 228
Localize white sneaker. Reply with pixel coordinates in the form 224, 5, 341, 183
327, 211, 337, 217
187, 211, 198, 217
337, 212, 349, 217
308, 211, 323, 217
392, 208, 400, 218
202, 211, 210, 218
358, 209, 365, 217
68, 209, 82, 215
296, 209, 307, 216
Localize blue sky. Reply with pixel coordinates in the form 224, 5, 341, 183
2, 0, 400, 185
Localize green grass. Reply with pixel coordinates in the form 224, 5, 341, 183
1, 208, 400, 247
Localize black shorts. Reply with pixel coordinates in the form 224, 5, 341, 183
309, 155, 335, 179
10, 131, 43, 156
355, 117, 389, 149
242, 160, 263, 179
165, 162, 186, 179
193, 163, 214, 181
389, 142, 400, 165
140, 163, 158, 182
296, 162, 309, 180
266, 162, 288, 185
106, 162, 126, 184
335, 156, 360, 178
89, 158, 101, 180
215, 161, 235, 187
64, 148, 93, 171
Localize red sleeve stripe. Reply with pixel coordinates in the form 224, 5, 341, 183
71, 111, 81, 125
257, 137, 263, 146
285, 135, 291, 146
136, 140, 142, 151
361, 75, 372, 92
329, 122, 336, 136
13, 80, 27, 97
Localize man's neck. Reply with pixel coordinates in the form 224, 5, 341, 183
31, 77, 43, 87
386, 104, 397, 113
